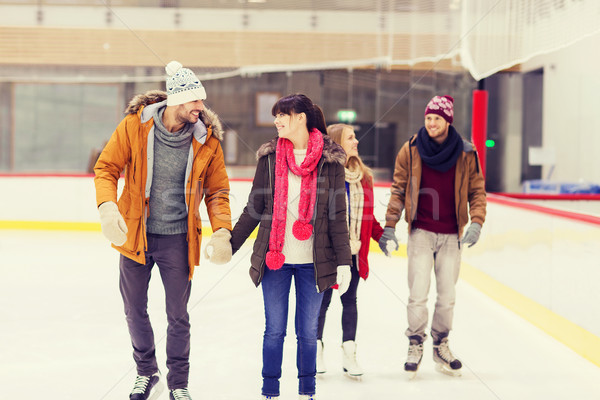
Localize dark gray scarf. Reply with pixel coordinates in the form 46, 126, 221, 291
416, 125, 463, 172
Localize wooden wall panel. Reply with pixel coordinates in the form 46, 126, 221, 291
0, 26, 464, 71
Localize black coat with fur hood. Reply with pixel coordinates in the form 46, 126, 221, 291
231, 134, 352, 292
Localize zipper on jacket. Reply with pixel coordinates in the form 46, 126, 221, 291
312, 160, 325, 293
408, 138, 414, 230
456, 155, 466, 247
143, 197, 149, 252
257, 154, 274, 284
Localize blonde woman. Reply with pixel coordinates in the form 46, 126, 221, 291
316, 123, 386, 377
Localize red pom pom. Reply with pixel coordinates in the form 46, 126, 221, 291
266, 250, 285, 270
292, 221, 313, 240
331, 284, 339, 290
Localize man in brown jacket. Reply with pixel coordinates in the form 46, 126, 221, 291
94, 61, 232, 400
381, 95, 486, 378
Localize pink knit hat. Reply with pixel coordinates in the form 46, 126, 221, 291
424, 95, 454, 124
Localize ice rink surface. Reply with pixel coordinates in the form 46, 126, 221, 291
1, 230, 599, 399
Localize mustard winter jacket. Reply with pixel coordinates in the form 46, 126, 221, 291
385, 133, 487, 237
94, 91, 232, 279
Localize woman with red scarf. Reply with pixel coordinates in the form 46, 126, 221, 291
230, 94, 352, 400
315, 124, 385, 378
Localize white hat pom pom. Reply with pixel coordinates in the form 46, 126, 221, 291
165, 60, 183, 76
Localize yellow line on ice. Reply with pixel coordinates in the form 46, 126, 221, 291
2, 220, 598, 366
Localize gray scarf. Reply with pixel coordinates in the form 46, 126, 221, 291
153, 106, 193, 148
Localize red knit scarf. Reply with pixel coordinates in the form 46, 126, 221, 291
265, 129, 324, 270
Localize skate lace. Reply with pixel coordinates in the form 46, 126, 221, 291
406, 343, 423, 363
436, 341, 455, 363
171, 388, 191, 400
131, 375, 151, 394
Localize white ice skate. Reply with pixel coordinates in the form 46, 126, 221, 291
316, 339, 326, 374
433, 338, 462, 377
342, 340, 363, 379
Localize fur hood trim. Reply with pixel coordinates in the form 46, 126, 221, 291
125, 90, 224, 141
256, 134, 346, 165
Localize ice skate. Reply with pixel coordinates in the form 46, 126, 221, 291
169, 388, 192, 400
433, 338, 462, 377
404, 338, 423, 379
298, 395, 316, 400
129, 371, 163, 400
261, 396, 279, 400
316, 339, 326, 374
342, 340, 363, 379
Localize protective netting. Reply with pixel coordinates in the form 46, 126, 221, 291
461, 0, 600, 80
1, 0, 600, 82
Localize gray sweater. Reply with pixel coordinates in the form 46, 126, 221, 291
146, 106, 193, 235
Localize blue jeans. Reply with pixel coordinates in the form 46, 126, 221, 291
261, 263, 324, 397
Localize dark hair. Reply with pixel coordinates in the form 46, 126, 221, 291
271, 93, 327, 134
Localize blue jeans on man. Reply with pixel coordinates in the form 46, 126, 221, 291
261, 263, 324, 397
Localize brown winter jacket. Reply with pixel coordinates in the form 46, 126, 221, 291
94, 90, 232, 279
385, 133, 486, 237
230, 135, 353, 292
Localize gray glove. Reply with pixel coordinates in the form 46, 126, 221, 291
460, 222, 482, 248
378, 227, 399, 257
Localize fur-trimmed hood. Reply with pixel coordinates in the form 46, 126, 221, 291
124, 90, 225, 141
256, 134, 346, 165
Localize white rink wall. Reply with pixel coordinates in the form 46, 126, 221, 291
1, 175, 599, 339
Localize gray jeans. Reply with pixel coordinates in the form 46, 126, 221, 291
119, 233, 191, 390
405, 228, 461, 344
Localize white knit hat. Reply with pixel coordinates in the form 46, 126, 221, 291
165, 61, 207, 106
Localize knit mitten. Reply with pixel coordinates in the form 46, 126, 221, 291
98, 201, 128, 246
204, 229, 232, 265
336, 265, 351, 295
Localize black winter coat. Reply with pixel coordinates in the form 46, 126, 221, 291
231, 135, 352, 292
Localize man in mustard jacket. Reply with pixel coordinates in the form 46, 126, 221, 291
380, 95, 486, 379
94, 61, 232, 400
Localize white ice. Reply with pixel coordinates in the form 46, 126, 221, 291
1, 230, 599, 399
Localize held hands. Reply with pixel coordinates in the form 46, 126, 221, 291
336, 265, 351, 296
378, 227, 399, 257
98, 201, 128, 246
204, 228, 232, 264
460, 222, 482, 248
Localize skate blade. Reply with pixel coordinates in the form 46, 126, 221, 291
405, 369, 418, 380
343, 369, 363, 380
344, 372, 362, 381
435, 362, 462, 377
148, 381, 165, 400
